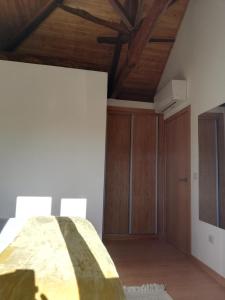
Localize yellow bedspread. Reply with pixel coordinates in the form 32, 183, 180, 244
0, 217, 126, 300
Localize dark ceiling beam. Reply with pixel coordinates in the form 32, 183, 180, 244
2, 0, 63, 51
59, 4, 129, 34
150, 37, 175, 43
135, 0, 144, 27
108, 0, 134, 31
127, 0, 139, 26
108, 36, 123, 96
98, 36, 128, 44
169, 0, 178, 6
108, 0, 136, 97
98, 36, 175, 44
112, 0, 171, 97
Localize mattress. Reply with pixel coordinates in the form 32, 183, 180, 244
0, 217, 126, 300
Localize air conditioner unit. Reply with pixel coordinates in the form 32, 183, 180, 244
154, 80, 187, 113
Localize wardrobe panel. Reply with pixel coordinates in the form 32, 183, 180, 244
104, 112, 131, 234
165, 117, 177, 246
131, 113, 157, 234
157, 114, 165, 236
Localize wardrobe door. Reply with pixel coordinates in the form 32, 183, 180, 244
104, 112, 131, 234
131, 113, 157, 234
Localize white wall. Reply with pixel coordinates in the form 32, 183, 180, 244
0, 60, 107, 236
159, 0, 225, 277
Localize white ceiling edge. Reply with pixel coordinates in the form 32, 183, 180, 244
108, 98, 155, 110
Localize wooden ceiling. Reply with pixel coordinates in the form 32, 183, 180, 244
0, 0, 189, 102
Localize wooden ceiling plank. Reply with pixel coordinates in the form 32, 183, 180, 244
59, 4, 129, 34
0, 0, 188, 102
2, 0, 63, 51
108, 0, 134, 31
112, 0, 171, 97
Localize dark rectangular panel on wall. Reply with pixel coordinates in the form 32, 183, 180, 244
131, 113, 157, 234
217, 115, 225, 229
199, 116, 218, 226
104, 112, 131, 234
199, 112, 225, 229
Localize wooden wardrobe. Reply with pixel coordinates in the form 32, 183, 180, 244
104, 107, 157, 236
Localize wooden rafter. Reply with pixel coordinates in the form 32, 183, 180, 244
127, 0, 139, 26
2, 0, 63, 51
150, 38, 175, 43
108, 0, 136, 97
98, 36, 128, 44
98, 36, 175, 44
108, 35, 123, 96
59, 4, 129, 34
169, 0, 178, 6
135, 0, 144, 27
112, 0, 171, 97
108, 0, 134, 31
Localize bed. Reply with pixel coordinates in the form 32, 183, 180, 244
0, 217, 126, 300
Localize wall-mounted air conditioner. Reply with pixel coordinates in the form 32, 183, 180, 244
154, 80, 187, 113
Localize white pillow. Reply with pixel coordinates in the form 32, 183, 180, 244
0, 218, 27, 253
